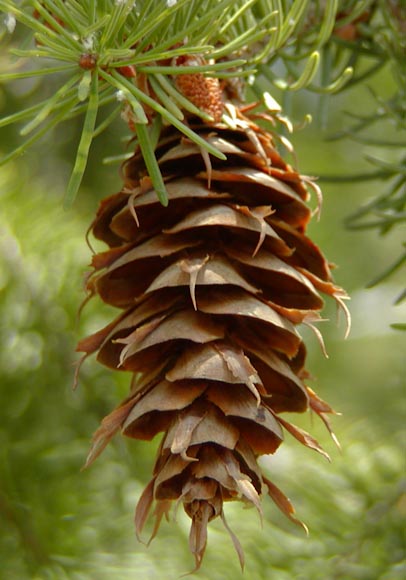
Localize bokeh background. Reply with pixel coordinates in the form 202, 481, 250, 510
0, 59, 405, 580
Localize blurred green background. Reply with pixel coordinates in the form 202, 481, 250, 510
0, 63, 405, 580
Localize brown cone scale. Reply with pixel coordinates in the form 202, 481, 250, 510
77, 101, 349, 570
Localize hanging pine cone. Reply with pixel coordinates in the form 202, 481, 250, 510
77, 80, 349, 570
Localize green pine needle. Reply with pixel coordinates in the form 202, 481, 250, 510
20, 74, 81, 135
63, 72, 99, 209
135, 122, 168, 207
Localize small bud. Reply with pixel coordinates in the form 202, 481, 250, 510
4, 13, 16, 34
79, 53, 97, 70
116, 90, 126, 102
83, 34, 95, 52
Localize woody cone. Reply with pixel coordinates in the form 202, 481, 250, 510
77, 71, 349, 570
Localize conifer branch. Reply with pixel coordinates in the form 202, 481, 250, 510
1, 0, 352, 204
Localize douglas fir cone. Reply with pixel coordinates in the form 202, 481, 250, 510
77, 70, 350, 571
